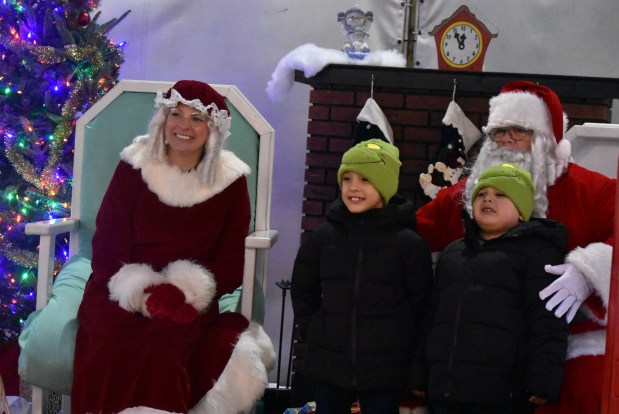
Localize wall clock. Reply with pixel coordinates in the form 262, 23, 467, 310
429, 5, 497, 71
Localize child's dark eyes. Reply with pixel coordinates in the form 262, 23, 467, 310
476, 190, 505, 198
342, 174, 368, 182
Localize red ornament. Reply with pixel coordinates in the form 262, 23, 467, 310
78, 10, 91, 26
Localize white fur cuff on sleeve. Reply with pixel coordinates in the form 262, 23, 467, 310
567, 242, 612, 310
163, 260, 217, 312
108, 263, 165, 313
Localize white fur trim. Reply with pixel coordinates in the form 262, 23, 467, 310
163, 260, 216, 312
555, 134, 571, 160
553, 138, 571, 179
357, 97, 394, 144
442, 101, 482, 152
121, 137, 250, 207
189, 323, 275, 414
155, 89, 230, 136
567, 243, 612, 312
108, 263, 165, 313
566, 329, 606, 359
485, 92, 552, 138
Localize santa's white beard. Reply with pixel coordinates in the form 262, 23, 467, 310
464, 140, 550, 218
473, 144, 533, 172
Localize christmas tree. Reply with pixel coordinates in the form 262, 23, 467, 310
0, 0, 129, 344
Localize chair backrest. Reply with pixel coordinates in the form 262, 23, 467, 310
73, 80, 274, 258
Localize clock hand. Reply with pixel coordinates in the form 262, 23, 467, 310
455, 33, 467, 50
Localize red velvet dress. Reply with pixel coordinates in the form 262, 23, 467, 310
416, 162, 616, 414
72, 144, 253, 413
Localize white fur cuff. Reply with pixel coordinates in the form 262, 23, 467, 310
163, 260, 217, 312
567, 242, 612, 310
108, 263, 165, 313
567, 329, 606, 359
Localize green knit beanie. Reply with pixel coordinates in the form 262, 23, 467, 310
337, 139, 402, 204
472, 163, 535, 220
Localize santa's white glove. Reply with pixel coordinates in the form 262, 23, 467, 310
539, 263, 593, 323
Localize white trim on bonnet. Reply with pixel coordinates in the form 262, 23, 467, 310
155, 88, 231, 135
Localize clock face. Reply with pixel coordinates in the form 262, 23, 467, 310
440, 21, 483, 68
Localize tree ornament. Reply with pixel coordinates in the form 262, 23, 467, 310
0, 0, 129, 345
78, 10, 91, 26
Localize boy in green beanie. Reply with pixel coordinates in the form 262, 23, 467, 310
412, 163, 569, 413
291, 139, 433, 413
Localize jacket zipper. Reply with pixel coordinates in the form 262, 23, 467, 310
445, 253, 473, 399
351, 236, 365, 388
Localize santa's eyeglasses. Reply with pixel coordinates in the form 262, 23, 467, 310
488, 126, 533, 142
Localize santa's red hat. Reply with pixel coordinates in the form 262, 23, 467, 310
485, 80, 571, 162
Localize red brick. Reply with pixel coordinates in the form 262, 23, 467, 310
386, 109, 428, 126
329, 138, 354, 153
302, 200, 325, 216
355, 92, 405, 108
302, 216, 327, 231
399, 174, 421, 191
402, 126, 441, 143
399, 142, 428, 159
307, 136, 328, 151
405, 159, 434, 175
304, 183, 338, 200
305, 168, 326, 183
406, 95, 452, 110
308, 105, 330, 120
391, 125, 403, 142
331, 106, 361, 122
308, 120, 352, 137
299, 231, 309, 244
563, 103, 611, 122
458, 96, 492, 113
306, 152, 342, 169
325, 170, 339, 185
429, 111, 446, 126
310, 89, 355, 105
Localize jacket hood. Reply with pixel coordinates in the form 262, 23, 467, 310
327, 193, 416, 230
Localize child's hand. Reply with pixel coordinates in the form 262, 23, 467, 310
411, 389, 426, 398
529, 395, 547, 405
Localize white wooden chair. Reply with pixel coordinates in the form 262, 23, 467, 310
20, 80, 278, 414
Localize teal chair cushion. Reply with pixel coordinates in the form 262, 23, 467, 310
18, 255, 91, 394
219, 280, 265, 324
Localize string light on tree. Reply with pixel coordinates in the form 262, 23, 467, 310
0, 0, 129, 344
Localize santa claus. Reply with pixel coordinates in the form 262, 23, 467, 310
416, 80, 616, 414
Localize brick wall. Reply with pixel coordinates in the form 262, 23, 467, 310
301, 82, 612, 242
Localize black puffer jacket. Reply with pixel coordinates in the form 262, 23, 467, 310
425, 215, 568, 405
291, 195, 433, 392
